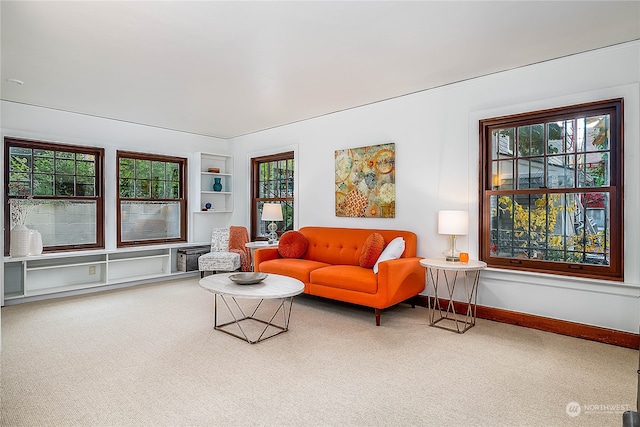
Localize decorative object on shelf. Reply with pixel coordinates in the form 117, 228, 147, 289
29, 230, 44, 255
261, 203, 283, 244
10, 224, 30, 257
9, 197, 40, 257
208, 167, 220, 173
205, 202, 212, 210
213, 177, 223, 192
438, 210, 469, 262
335, 142, 396, 218
9, 197, 40, 225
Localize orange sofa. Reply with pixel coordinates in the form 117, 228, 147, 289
254, 226, 425, 325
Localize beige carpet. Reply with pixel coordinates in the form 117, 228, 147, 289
1, 277, 637, 427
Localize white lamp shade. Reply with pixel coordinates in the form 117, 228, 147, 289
438, 210, 469, 235
261, 203, 283, 221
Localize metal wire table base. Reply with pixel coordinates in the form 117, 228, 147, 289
427, 268, 481, 334
213, 293, 296, 344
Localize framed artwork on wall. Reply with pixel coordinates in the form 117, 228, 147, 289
335, 142, 395, 218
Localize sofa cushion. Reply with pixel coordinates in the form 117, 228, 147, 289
358, 233, 385, 268
310, 265, 378, 294
259, 258, 330, 284
373, 237, 405, 273
278, 231, 309, 258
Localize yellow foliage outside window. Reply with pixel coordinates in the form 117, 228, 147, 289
496, 194, 606, 262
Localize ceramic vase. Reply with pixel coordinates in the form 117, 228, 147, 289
29, 230, 43, 255
10, 224, 30, 257
213, 177, 223, 192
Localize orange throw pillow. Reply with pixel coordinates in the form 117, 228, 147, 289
359, 233, 385, 268
278, 231, 309, 258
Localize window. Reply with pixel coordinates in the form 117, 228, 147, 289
117, 151, 187, 247
479, 99, 623, 280
4, 137, 104, 254
251, 152, 294, 241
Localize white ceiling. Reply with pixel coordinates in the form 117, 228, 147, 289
2, 1, 639, 139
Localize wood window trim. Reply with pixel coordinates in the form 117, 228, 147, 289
250, 151, 294, 241
116, 150, 188, 247
478, 98, 624, 281
4, 137, 105, 255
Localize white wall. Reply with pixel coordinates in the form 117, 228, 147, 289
0, 102, 229, 250
229, 41, 640, 333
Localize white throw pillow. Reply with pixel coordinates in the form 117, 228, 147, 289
373, 237, 405, 274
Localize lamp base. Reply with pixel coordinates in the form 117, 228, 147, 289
267, 221, 278, 244
444, 235, 461, 262
443, 247, 461, 262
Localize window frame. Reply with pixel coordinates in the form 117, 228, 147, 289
478, 98, 624, 281
116, 150, 188, 247
250, 152, 294, 241
3, 137, 105, 255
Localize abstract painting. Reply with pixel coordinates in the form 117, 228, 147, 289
335, 143, 395, 218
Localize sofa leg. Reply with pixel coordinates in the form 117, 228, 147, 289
200, 271, 204, 279
375, 309, 381, 326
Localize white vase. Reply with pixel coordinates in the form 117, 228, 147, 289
10, 224, 30, 257
29, 230, 43, 255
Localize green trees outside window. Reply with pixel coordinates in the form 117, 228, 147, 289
118, 158, 180, 199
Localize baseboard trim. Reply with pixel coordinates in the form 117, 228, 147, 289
413, 295, 639, 349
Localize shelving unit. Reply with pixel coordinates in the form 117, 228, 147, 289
191, 152, 234, 243
23, 254, 107, 296
195, 152, 233, 213
107, 249, 170, 283
2, 242, 208, 305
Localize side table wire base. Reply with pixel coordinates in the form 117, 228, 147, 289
214, 294, 295, 344
427, 267, 481, 334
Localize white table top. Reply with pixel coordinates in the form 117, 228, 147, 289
199, 273, 304, 299
419, 258, 487, 271
245, 241, 278, 249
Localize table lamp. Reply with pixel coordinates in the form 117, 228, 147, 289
438, 210, 469, 262
261, 203, 283, 243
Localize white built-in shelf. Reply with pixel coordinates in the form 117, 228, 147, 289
194, 210, 233, 214
201, 172, 232, 177
195, 152, 233, 214
2, 242, 210, 304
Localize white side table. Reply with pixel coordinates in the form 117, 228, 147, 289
245, 241, 278, 271
419, 258, 487, 333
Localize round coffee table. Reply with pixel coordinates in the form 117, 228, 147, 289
199, 273, 304, 344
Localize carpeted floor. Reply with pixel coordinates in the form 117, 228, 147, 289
1, 277, 637, 426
